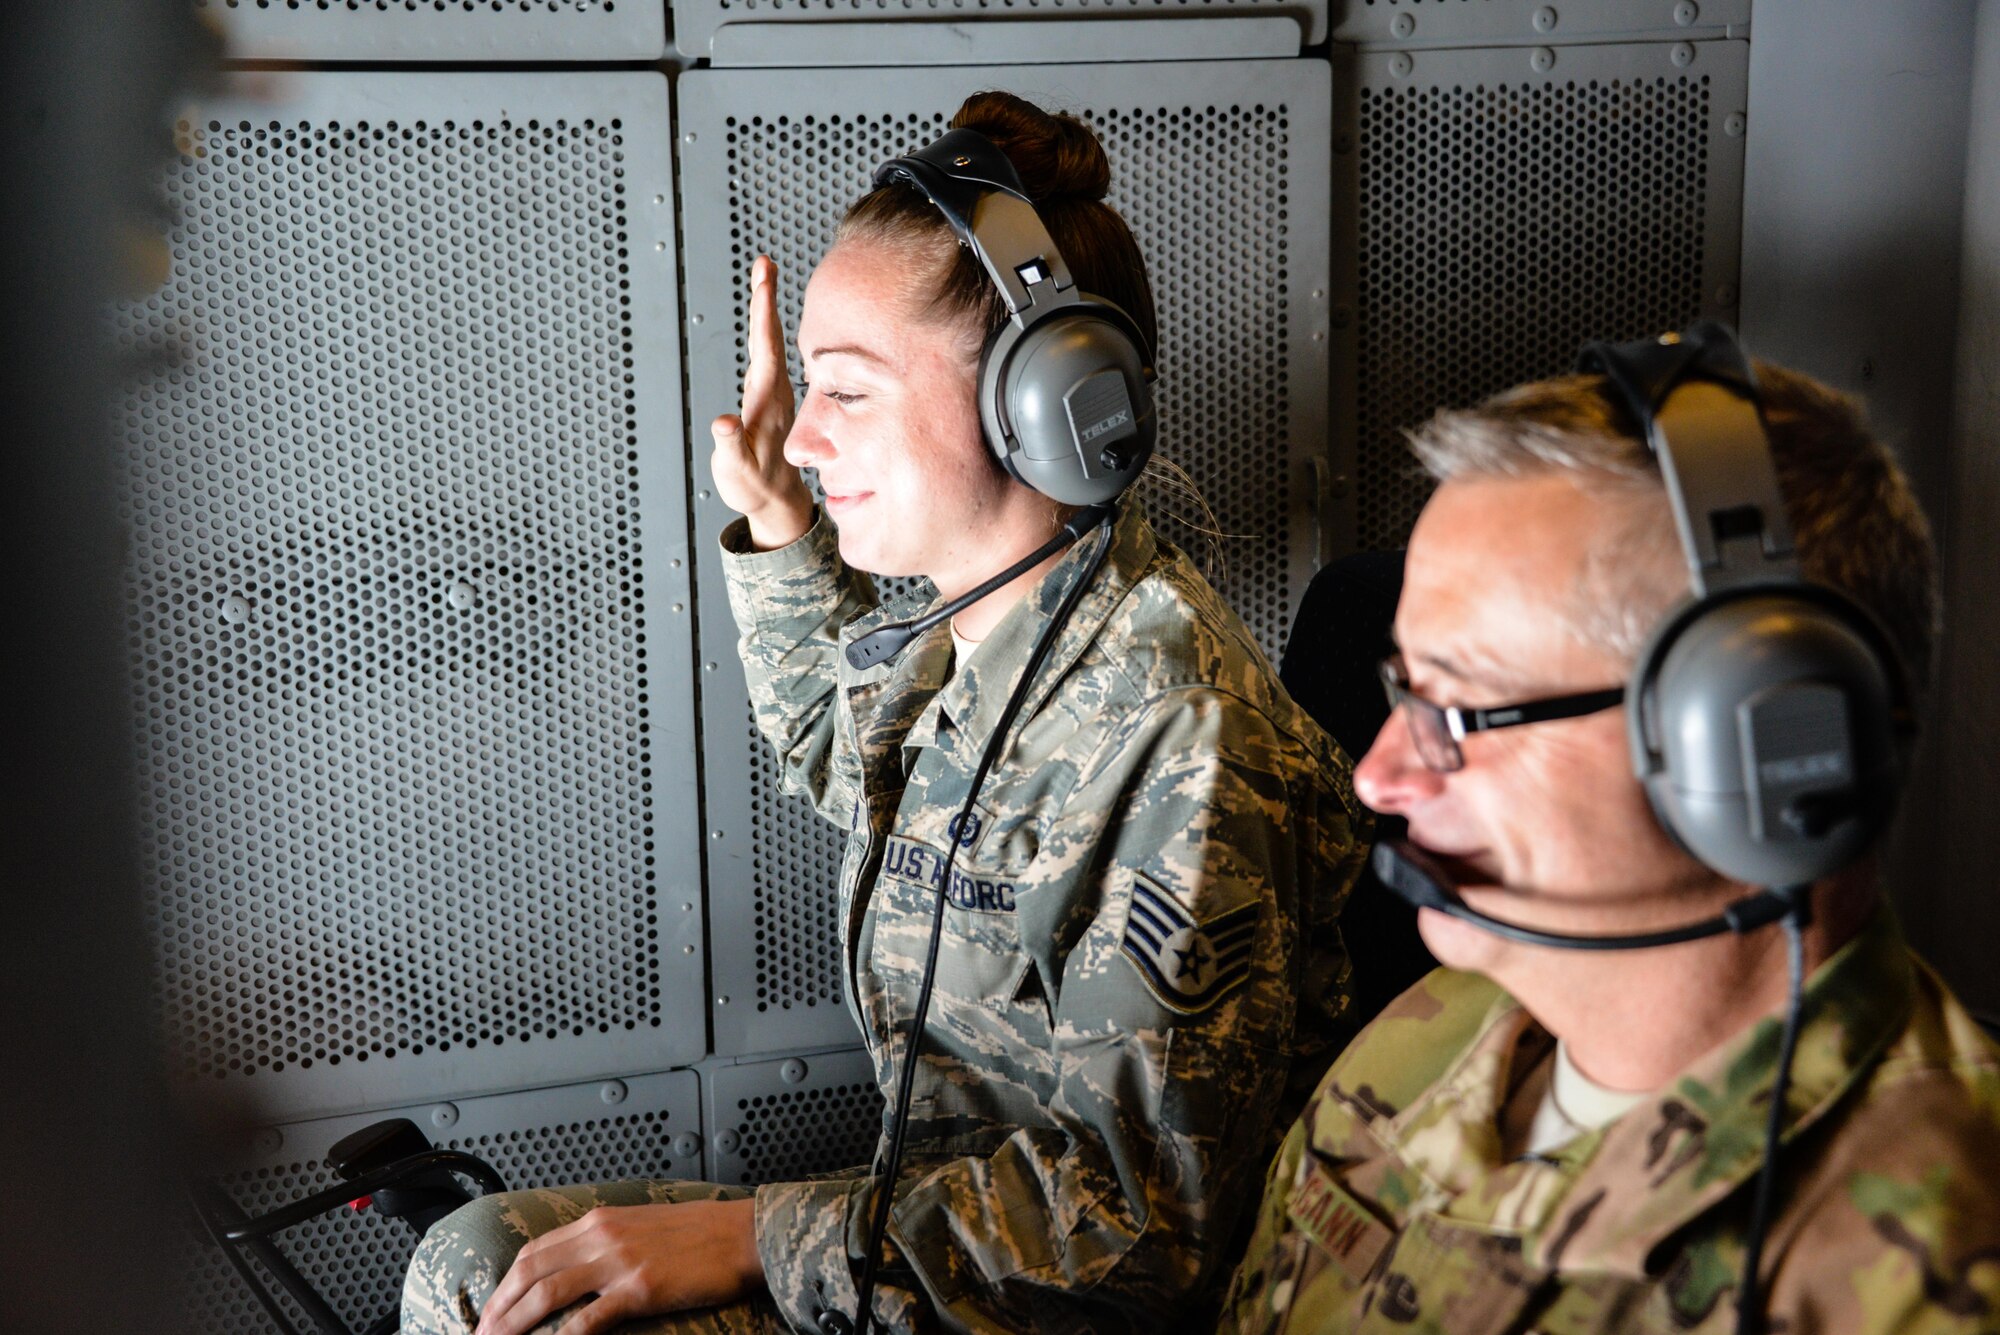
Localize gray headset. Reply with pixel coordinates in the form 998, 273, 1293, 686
1577, 322, 1915, 888
872, 127, 1156, 507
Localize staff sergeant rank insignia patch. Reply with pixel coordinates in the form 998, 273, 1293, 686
1119, 875, 1257, 1014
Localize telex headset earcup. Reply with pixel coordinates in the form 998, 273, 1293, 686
1629, 581, 1907, 886
977, 299, 1153, 505
1579, 322, 1914, 888
874, 128, 1156, 507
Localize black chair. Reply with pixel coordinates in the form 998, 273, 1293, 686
1281, 549, 1438, 1030
191, 1118, 506, 1335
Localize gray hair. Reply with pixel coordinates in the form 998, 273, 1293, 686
1402, 364, 1941, 691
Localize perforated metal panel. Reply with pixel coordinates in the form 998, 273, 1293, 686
175, 1071, 702, 1335
702, 1049, 885, 1186
194, 0, 665, 62
677, 0, 1326, 62
112, 73, 704, 1122
1329, 0, 1749, 45
1345, 40, 1746, 551
680, 61, 1333, 1056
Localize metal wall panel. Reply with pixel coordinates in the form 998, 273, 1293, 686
194, 0, 666, 63
114, 72, 705, 1123
1329, 0, 1748, 46
679, 59, 1335, 1057
678, 1, 1327, 61
701, 1049, 885, 1187
175, 1070, 703, 1335
1344, 39, 1747, 551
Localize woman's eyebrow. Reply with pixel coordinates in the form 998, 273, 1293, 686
805, 343, 892, 367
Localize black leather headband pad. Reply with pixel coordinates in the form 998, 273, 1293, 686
1578, 321, 1798, 596
872, 128, 1030, 237
874, 128, 1082, 319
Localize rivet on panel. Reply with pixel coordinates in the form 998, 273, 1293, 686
1725, 112, 1747, 137
780, 1058, 808, 1084
447, 580, 476, 611
1673, 0, 1699, 25
683, 944, 696, 955
1389, 52, 1415, 79
682, 901, 694, 912
692, 313, 704, 324
600, 1080, 628, 1105
714, 1128, 741, 1154
253, 1127, 283, 1154
1532, 5, 1558, 32
1390, 11, 1415, 38
1531, 47, 1557, 74
1311, 289, 1325, 301
672, 603, 684, 613
1311, 330, 1326, 343
699, 489, 711, 500
430, 1103, 459, 1130
653, 194, 666, 205
1671, 41, 1696, 67
655, 241, 666, 252
704, 662, 717, 672
712, 829, 724, 839
221, 594, 250, 626
684, 132, 697, 144
669, 558, 682, 569
717, 995, 730, 1005
674, 1132, 702, 1158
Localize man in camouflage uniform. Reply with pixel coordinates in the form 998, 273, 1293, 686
405, 492, 1367, 1335
1220, 358, 2000, 1334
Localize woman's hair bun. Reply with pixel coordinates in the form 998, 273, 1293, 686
950, 90, 1110, 205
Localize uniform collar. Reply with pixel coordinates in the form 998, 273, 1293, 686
924, 499, 1156, 757
1373, 907, 1915, 1276
1545, 904, 1916, 1275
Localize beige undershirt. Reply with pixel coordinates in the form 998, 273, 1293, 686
1524, 1042, 1655, 1156
949, 619, 983, 669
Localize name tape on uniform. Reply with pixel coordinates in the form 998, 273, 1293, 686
1287, 1159, 1395, 1284
883, 835, 1018, 914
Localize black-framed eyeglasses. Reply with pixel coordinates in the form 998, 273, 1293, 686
1378, 652, 1626, 773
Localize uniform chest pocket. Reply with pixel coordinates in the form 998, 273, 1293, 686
1350, 1211, 1549, 1335
872, 824, 1039, 1017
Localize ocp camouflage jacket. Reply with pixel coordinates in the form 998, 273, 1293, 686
719, 499, 1367, 1334
1220, 907, 2000, 1334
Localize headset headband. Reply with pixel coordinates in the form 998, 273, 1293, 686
1577, 321, 1799, 597
873, 128, 1093, 330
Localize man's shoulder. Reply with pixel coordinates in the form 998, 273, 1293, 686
1311, 968, 1514, 1123
1765, 954, 2000, 1328
1822, 951, 2000, 1198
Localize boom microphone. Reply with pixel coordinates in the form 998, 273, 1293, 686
844, 503, 1116, 670
1372, 840, 1808, 950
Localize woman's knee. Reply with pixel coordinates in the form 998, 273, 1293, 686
401, 1181, 738, 1335
402, 1190, 537, 1335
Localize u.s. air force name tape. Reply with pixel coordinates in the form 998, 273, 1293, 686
1119, 875, 1257, 1014
882, 835, 1018, 914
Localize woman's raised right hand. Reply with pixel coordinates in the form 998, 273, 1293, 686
710, 254, 814, 551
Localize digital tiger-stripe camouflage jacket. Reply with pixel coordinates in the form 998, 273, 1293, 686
719, 498, 1368, 1334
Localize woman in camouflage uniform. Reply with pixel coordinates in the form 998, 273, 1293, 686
403, 91, 1366, 1335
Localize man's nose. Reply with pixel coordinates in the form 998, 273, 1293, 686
1353, 710, 1448, 815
